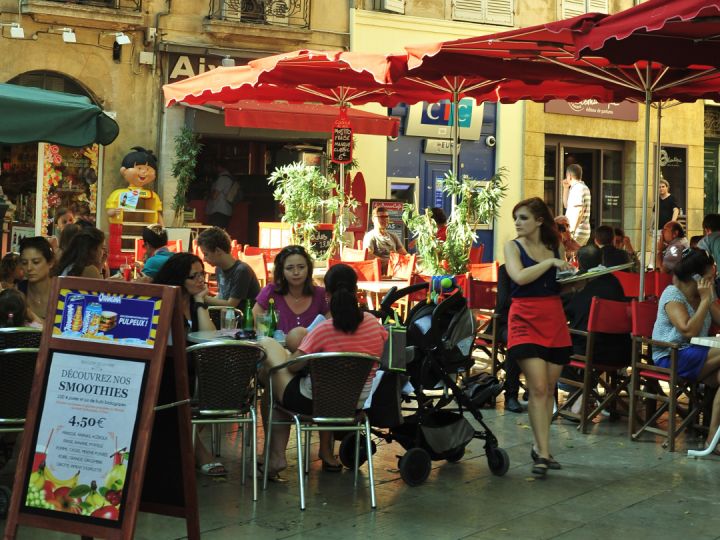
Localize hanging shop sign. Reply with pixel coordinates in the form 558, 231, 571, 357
331, 111, 353, 165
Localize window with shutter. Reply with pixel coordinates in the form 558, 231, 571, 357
452, 0, 513, 25
381, 0, 405, 14
588, 0, 608, 14
562, 0, 587, 18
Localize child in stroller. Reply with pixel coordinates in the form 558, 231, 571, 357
343, 279, 509, 486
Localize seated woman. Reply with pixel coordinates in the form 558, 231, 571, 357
18, 236, 54, 322
252, 245, 329, 349
652, 248, 720, 454
259, 263, 387, 479
0, 288, 41, 328
153, 253, 224, 475
55, 227, 105, 279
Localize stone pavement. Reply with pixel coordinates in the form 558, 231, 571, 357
4, 393, 720, 540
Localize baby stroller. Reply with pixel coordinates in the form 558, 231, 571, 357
340, 280, 509, 486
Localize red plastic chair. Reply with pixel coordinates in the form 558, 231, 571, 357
327, 258, 381, 282
612, 270, 655, 298
558, 297, 633, 432
467, 261, 499, 282
387, 253, 417, 281
243, 245, 282, 262
629, 299, 700, 451
231, 240, 242, 259
240, 252, 269, 287
469, 245, 484, 264
654, 271, 673, 297
340, 246, 368, 262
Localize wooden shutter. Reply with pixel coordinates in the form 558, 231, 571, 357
486, 0, 513, 25
588, 0, 609, 14
452, 0, 485, 23
562, 0, 587, 18
381, 0, 405, 14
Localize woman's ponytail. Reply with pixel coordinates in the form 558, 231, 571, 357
324, 264, 363, 333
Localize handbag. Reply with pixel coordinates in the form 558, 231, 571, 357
380, 320, 409, 373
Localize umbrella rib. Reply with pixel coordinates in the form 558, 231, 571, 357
654, 66, 720, 92
544, 56, 641, 92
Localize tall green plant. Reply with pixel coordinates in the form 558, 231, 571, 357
170, 127, 202, 226
268, 162, 342, 259
404, 167, 508, 275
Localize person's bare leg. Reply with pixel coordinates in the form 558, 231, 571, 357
285, 327, 308, 353
698, 350, 720, 451
318, 432, 339, 466
519, 358, 552, 461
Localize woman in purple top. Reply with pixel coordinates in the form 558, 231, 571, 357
253, 245, 329, 334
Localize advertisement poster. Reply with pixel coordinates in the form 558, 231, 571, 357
24, 353, 145, 521
52, 288, 161, 348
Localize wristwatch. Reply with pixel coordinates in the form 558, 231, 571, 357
195, 302, 209, 310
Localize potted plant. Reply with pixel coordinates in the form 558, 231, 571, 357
170, 127, 202, 226
403, 168, 508, 275
268, 162, 350, 260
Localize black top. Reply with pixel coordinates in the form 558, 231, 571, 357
658, 194, 679, 229
509, 240, 562, 298
599, 245, 631, 268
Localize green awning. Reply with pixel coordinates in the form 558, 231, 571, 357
0, 83, 119, 147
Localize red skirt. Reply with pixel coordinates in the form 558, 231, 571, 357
507, 296, 571, 350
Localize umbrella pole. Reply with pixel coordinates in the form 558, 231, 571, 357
651, 102, 663, 271
638, 84, 652, 301
451, 88, 459, 212
339, 161, 345, 254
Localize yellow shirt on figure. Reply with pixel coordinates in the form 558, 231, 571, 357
106, 188, 162, 224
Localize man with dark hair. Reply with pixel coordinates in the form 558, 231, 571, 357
594, 225, 630, 267
561, 244, 630, 417
656, 220, 688, 273
363, 206, 406, 273
699, 213, 720, 263
562, 163, 591, 246
197, 226, 259, 308
140, 224, 172, 279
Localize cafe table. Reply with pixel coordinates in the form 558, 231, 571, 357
187, 329, 285, 346
357, 279, 407, 310
688, 335, 720, 457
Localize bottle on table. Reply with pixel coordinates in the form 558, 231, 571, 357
266, 298, 278, 336
242, 299, 254, 332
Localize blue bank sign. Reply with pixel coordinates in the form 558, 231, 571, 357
406, 98, 483, 140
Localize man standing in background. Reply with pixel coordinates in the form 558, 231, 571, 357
563, 163, 591, 247
206, 161, 234, 229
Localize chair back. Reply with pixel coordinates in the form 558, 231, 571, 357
243, 245, 282, 261
327, 258, 381, 282
587, 297, 632, 334
340, 246, 368, 262
167, 239, 183, 253
0, 348, 39, 428
0, 327, 42, 349
469, 244, 484, 264
631, 298, 659, 338
387, 252, 417, 280
303, 352, 377, 419
187, 341, 264, 412
467, 261, 499, 282
240, 252, 269, 286
230, 240, 242, 259
612, 270, 655, 298
468, 279, 497, 310
654, 271, 673, 297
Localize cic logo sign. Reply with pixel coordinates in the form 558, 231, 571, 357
420, 99, 474, 128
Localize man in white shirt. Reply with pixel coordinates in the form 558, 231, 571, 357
562, 163, 591, 247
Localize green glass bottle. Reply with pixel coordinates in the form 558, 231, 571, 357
242, 299, 254, 331
267, 298, 278, 336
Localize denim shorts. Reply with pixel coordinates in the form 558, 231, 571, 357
655, 344, 709, 381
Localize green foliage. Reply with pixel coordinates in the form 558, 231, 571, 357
268, 162, 344, 259
170, 128, 202, 226
403, 167, 509, 275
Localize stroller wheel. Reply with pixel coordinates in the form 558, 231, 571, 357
486, 447, 510, 476
399, 447, 432, 487
445, 446, 466, 463
338, 434, 377, 469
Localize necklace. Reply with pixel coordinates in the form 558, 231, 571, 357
286, 292, 306, 303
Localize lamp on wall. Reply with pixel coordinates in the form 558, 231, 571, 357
60, 27, 76, 43
0, 23, 25, 39
113, 32, 131, 45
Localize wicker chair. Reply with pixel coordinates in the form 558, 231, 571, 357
0, 327, 41, 349
263, 352, 379, 510
186, 340, 264, 500
0, 348, 39, 434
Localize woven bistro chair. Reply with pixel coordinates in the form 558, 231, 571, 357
0, 348, 40, 435
0, 327, 41, 349
186, 340, 264, 500
263, 352, 379, 510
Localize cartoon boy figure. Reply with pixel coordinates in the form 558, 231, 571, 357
106, 147, 163, 268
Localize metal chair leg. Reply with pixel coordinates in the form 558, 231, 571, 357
353, 425, 360, 486
365, 418, 376, 509
240, 422, 246, 486
295, 416, 305, 510
250, 408, 257, 501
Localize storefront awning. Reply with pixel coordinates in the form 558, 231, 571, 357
223, 100, 399, 137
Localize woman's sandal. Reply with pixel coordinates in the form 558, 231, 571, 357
321, 460, 343, 473
531, 448, 562, 470
531, 457, 550, 478
199, 462, 227, 477
257, 462, 288, 483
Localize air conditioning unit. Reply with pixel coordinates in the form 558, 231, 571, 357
379, 0, 405, 14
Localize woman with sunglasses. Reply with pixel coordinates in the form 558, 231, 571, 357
252, 245, 329, 337
153, 253, 222, 475
651, 248, 720, 455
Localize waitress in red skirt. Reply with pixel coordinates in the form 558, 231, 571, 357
504, 197, 572, 478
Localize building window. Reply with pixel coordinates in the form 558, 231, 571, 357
451, 0, 514, 27
561, 0, 608, 19
377, 0, 404, 14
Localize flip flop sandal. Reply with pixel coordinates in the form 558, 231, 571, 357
531, 458, 550, 478
199, 462, 227, 477
257, 463, 288, 483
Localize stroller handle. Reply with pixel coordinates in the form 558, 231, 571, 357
377, 282, 429, 320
